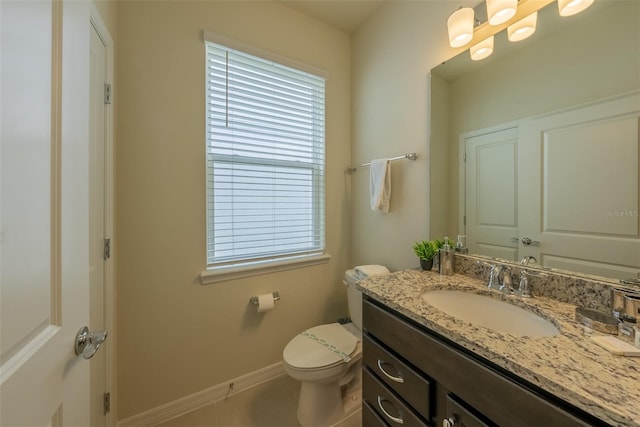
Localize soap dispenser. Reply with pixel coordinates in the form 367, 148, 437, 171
439, 236, 455, 276
455, 235, 468, 253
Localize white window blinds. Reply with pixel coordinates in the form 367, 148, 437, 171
205, 41, 326, 267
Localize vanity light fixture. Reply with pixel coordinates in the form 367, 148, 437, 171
470, 35, 494, 61
447, 7, 475, 48
558, 0, 594, 17
486, 0, 517, 25
448, 0, 595, 60
507, 11, 537, 42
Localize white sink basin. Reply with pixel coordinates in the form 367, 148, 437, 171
421, 290, 559, 337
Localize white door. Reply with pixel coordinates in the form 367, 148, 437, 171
519, 93, 640, 278
1, 1, 93, 425
89, 19, 109, 427
465, 127, 519, 261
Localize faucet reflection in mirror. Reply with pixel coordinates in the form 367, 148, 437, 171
447, 0, 594, 60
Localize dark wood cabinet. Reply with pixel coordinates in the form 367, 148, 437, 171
362, 296, 607, 427
362, 399, 391, 427
363, 335, 432, 419
363, 369, 429, 427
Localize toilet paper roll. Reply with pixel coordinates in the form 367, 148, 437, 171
257, 293, 275, 313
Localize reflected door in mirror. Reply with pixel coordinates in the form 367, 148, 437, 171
465, 127, 519, 261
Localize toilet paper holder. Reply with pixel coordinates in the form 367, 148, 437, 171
250, 291, 280, 306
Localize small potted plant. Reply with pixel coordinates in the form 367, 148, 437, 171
412, 239, 443, 271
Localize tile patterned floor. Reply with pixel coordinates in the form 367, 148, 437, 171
156, 375, 362, 427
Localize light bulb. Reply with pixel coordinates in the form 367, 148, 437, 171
508, 12, 537, 42
558, 0, 594, 17
447, 7, 474, 48
486, 0, 517, 25
470, 36, 494, 61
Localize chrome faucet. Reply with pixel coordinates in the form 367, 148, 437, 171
497, 266, 513, 293
481, 257, 543, 298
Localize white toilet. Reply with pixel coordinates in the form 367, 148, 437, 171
283, 269, 364, 427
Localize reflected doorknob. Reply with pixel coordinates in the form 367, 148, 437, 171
521, 237, 540, 246
75, 326, 108, 360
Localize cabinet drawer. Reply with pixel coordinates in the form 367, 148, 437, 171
363, 335, 432, 420
363, 400, 390, 427
363, 368, 430, 427
363, 298, 591, 427
445, 394, 495, 427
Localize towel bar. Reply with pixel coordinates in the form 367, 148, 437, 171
346, 152, 418, 173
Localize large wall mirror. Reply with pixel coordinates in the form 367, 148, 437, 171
430, 0, 639, 281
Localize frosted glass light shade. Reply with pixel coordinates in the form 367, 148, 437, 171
447, 7, 474, 48
470, 36, 494, 61
508, 12, 538, 42
486, 0, 517, 25
558, 0, 594, 16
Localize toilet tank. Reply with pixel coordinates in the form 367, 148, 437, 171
344, 269, 363, 330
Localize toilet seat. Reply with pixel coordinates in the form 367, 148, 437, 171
283, 323, 358, 370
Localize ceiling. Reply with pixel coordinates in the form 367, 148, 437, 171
278, 0, 385, 33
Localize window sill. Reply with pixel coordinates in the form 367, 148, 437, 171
200, 253, 331, 285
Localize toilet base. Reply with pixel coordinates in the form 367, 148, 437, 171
341, 386, 362, 421
296, 381, 361, 427
297, 381, 343, 427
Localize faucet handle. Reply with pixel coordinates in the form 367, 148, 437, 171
516, 268, 547, 298
487, 264, 501, 290
517, 270, 532, 298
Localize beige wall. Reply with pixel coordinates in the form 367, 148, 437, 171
93, 0, 117, 37
351, 1, 465, 271
116, 1, 351, 418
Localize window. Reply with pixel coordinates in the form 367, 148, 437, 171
205, 39, 326, 272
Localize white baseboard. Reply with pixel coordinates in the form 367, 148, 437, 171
117, 362, 285, 427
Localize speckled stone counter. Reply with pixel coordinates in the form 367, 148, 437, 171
357, 269, 640, 427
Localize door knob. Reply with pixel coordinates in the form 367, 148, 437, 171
75, 326, 108, 359
521, 237, 540, 246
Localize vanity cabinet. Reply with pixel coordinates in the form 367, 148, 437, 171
362, 296, 606, 427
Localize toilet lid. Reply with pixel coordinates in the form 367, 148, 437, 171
283, 323, 358, 369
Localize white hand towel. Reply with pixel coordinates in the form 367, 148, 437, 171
370, 159, 391, 213
355, 265, 390, 279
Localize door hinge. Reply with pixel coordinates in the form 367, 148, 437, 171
103, 238, 111, 260
103, 392, 111, 415
463, 152, 467, 162
104, 83, 112, 104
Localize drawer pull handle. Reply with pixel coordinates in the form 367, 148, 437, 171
377, 359, 404, 383
377, 395, 404, 424
443, 417, 457, 427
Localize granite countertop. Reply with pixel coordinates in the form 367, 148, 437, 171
357, 269, 640, 427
